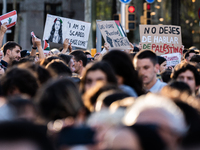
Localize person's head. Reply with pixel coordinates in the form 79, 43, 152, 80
95, 91, 131, 111
157, 56, 167, 72
133, 50, 159, 89
102, 50, 144, 96
17, 62, 52, 86
190, 54, 200, 64
8, 96, 37, 122
160, 69, 172, 83
87, 109, 124, 149
58, 54, 75, 72
1, 67, 38, 98
168, 80, 192, 95
40, 56, 61, 67
171, 62, 200, 94
184, 50, 196, 61
46, 59, 72, 77
123, 93, 187, 150
109, 124, 166, 150
80, 61, 117, 93
70, 50, 87, 75
0, 121, 54, 150
35, 77, 83, 121
2, 41, 22, 62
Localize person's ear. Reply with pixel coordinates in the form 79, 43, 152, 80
6, 49, 11, 56
154, 63, 159, 73
78, 60, 83, 67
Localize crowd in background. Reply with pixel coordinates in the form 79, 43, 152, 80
0, 21, 200, 150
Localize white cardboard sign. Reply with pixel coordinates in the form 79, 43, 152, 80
43, 14, 91, 49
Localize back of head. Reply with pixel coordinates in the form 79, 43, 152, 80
70, 50, 87, 67
168, 81, 192, 95
184, 50, 196, 60
190, 54, 200, 64
123, 93, 187, 135
2, 41, 22, 56
0, 121, 54, 150
58, 53, 72, 65
102, 50, 144, 96
46, 59, 72, 77
160, 69, 172, 83
157, 56, 166, 65
1, 67, 38, 97
18, 62, 52, 86
40, 56, 61, 67
129, 124, 167, 150
36, 77, 83, 121
134, 50, 158, 65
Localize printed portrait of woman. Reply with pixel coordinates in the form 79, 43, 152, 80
48, 18, 63, 44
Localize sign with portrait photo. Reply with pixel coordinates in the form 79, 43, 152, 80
43, 14, 91, 49
139, 25, 182, 55
97, 20, 132, 50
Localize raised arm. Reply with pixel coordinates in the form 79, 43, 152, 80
61, 38, 69, 54
34, 37, 45, 59
30, 36, 37, 57
0, 22, 7, 48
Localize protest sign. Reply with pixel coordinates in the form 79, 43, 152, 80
43, 14, 91, 49
0, 10, 17, 28
139, 25, 182, 55
97, 20, 131, 50
161, 53, 181, 67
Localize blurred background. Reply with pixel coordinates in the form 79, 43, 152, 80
0, 0, 199, 50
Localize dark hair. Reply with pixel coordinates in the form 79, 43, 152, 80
58, 53, 72, 65
102, 50, 144, 96
171, 62, 200, 86
101, 92, 130, 107
8, 96, 37, 122
36, 78, 83, 121
48, 18, 63, 44
18, 62, 52, 86
157, 56, 166, 65
184, 50, 196, 59
160, 69, 172, 83
40, 56, 61, 67
46, 59, 72, 77
80, 61, 117, 93
1, 67, 38, 97
129, 124, 166, 150
168, 81, 192, 95
84, 51, 91, 55
3, 41, 22, 56
0, 121, 54, 150
70, 50, 87, 67
135, 50, 158, 65
190, 54, 200, 64
57, 126, 95, 147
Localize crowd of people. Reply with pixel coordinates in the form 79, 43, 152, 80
0, 21, 200, 150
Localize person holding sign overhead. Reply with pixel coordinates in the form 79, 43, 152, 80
48, 18, 63, 44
